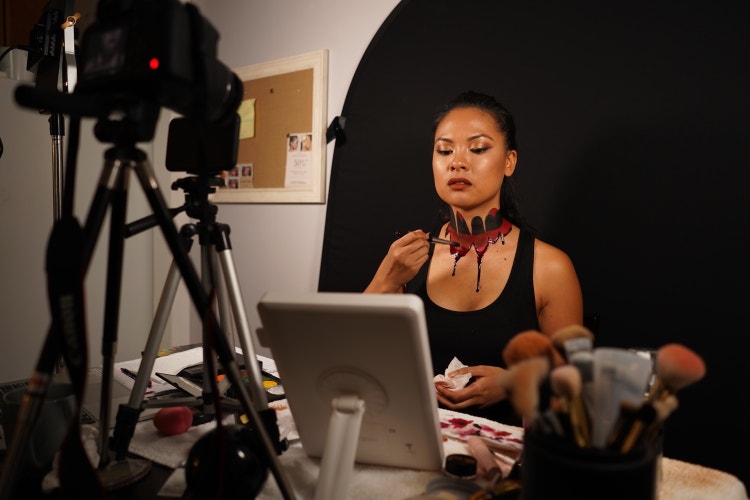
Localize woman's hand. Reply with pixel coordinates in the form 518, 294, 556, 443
364, 230, 431, 293
435, 365, 508, 411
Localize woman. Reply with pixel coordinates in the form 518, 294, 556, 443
364, 91, 583, 424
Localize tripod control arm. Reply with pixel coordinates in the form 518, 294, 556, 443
125, 204, 186, 238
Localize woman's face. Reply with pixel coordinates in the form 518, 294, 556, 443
432, 107, 516, 216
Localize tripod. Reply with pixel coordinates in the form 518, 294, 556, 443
109, 174, 285, 464
0, 106, 296, 499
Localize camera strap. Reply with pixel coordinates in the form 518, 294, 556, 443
46, 214, 105, 498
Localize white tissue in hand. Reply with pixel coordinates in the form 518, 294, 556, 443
433, 357, 472, 390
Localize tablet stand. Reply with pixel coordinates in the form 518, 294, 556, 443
313, 369, 388, 499
315, 395, 366, 500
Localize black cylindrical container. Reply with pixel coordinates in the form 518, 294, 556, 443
521, 429, 659, 499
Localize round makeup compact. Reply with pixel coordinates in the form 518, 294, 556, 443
443, 453, 478, 480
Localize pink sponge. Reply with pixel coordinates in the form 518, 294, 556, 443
153, 406, 194, 436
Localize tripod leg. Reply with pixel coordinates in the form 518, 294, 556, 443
49, 151, 128, 497
212, 226, 269, 413
212, 229, 287, 456
87, 158, 152, 491
111, 226, 196, 461
212, 251, 235, 340
96, 162, 128, 468
197, 245, 220, 420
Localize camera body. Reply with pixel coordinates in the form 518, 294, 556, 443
76, 0, 241, 125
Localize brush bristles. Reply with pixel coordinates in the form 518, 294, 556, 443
655, 343, 706, 392
550, 365, 591, 447
502, 330, 565, 368
502, 330, 551, 366
550, 365, 582, 399
551, 325, 595, 351
499, 357, 550, 424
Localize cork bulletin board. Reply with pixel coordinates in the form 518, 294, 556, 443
211, 50, 328, 203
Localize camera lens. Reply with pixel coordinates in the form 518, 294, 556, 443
204, 65, 243, 123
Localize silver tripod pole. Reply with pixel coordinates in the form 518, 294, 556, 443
110, 256, 191, 464
212, 231, 268, 411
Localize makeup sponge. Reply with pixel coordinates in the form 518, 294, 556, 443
153, 406, 194, 436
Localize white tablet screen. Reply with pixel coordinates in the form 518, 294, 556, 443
257, 291, 444, 472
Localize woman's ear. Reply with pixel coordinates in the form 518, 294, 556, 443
504, 149, 518, 176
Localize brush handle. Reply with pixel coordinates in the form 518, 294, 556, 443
568, 393, 591, 448
428, 236, 458, 246
468, 436, 502, 482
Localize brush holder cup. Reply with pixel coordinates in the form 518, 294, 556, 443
520, 428, 659, 500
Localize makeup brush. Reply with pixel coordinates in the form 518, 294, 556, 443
648, 343, 706, 401
642, 394, 679, 444
619, 343, 705, 453
550, 364, 591, 448
467, 435, 502, 483
428, 235, 459, 246
495, 356, 551, 426
606, 399, 644, 449
610, 393, 680, 452
550, 324, 595, 362
502, 330, 565, 368
394, 231, 459, 246
550, 325, 596, 418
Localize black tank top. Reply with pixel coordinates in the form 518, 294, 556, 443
405, 229, 540, 425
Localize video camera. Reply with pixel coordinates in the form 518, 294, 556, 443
75, 0, 242, 174
76, 0, 241, 123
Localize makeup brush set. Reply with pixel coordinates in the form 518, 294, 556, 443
495, 327, 706, 499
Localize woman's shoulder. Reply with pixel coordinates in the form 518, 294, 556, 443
531, 237, 577, 275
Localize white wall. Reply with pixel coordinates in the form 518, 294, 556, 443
0, 0, 400, 381
172, 0, 401, 356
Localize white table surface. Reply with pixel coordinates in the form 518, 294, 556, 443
123, 402, 747, 500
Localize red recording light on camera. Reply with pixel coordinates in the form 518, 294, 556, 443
149, 58, 160, 70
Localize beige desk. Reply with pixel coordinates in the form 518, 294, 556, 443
659, 458, 748, 500
250, 448, 748, 500
125, 405, 747, 499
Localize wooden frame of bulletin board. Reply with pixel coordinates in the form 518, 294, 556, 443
211, 49, 329, 203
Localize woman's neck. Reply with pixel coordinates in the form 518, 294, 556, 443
444, 208, 512, 292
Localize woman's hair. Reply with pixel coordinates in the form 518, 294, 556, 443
432, 90, 532, 233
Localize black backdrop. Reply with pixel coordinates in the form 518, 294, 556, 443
319, 0, 750, 485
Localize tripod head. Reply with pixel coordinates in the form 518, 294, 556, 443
122, 174, 223, 239
173, 175, 223, 222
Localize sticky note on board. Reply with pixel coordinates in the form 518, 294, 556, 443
239, 98, 255, 139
